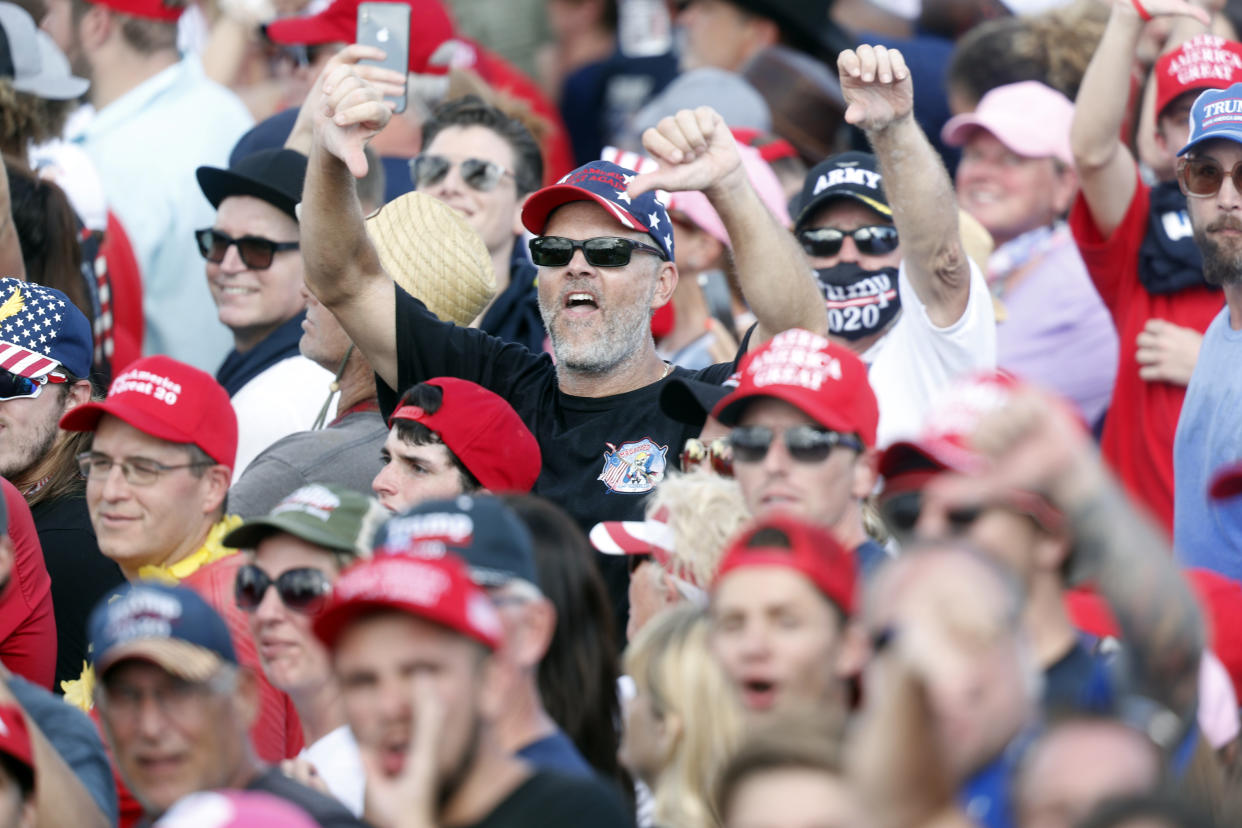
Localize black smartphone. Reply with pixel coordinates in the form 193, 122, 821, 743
356, 1, 411, 114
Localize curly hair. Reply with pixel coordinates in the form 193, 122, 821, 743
0, 81, 75, 156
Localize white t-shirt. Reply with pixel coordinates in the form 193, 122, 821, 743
300, 725, 366, 817
863, 259, 996, 448
231, 355, 335, 482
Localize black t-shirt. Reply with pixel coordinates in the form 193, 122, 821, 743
464, 770, 631, 828
247, 767, 369, 827
29, 492, 125, 690
381, 287, 736, 626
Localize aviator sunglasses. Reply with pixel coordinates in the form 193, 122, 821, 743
0, 369, 67, 401
797, 225, 900, 258
195, 228, 299, 270
409, 154, 514, 192
235, 564, 332, 615
729, 424, 864, 464
529, 236, 668, 268
1178, 156, 1242, 199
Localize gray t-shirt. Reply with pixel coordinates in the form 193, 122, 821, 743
229, 405, 387, 518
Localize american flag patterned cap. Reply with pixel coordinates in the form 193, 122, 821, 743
0, 278, 92, 379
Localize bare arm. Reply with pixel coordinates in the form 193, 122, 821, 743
303, 60, 407, 389
630, 108, 826, 346
1072, 0, 1210, 237
841, 45, 969, 327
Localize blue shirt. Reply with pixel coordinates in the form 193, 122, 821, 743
517, 729, 594, 778
72, 56, 252, 371
1173, 305, 1242, 577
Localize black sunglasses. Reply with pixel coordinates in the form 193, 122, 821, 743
409, 154, 514, 192
235, 564, 332, 615
529, 236, 667, 268
729, 424, 864, 464
878, 489, 982, 536
195, 228, 299, 270
1178, 156, 1242, 199
0, 369, 67, 401
797, 225, 899, 258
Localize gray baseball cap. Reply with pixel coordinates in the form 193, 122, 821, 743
0, 3, 89, 101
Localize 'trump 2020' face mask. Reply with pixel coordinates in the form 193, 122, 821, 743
814, 263, 902, 341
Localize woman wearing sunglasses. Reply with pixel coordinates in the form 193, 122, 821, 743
224, 484, 389, 818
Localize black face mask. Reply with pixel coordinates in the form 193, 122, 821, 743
814, 263, 902, 341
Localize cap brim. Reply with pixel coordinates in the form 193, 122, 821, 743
877, 440, 949, 480
221, 512, 355, 553
659, 377, 731, 428
313, 597, 499, 652
711, 385, 858, 434
262, 13, 350, 46
589, 520, 674, 557
196, 166, 299, 221
97, 639, 226, 682
1211, 462, 1242, 500
794, 190, 891, 231
520, 185, 646, 237
59, 399, 225, 464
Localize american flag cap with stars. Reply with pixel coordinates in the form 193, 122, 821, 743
520, 160, 674, 262
0, 278, 92, 380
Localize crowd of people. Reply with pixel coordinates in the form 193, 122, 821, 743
2, 0, 1242, 825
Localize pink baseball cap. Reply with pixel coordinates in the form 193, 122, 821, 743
669, 144, 790, 247
59, 355, 238, 469
154, 791, 318, 827
941, 81, 1075, 166
711, 329, 878, 447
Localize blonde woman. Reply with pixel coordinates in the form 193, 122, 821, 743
621, 605, 744, 828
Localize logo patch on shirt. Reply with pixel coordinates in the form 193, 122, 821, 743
598, 438, 669, 494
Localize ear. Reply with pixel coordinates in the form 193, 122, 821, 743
658, 709, 684, 766
851, 448, 879, 501
63, 380, 93, 412
476, 652, 508, 720
79, 4, 111, 52
1051, 164, 1079, 216
513, 194, 530, 239
200, 464, 232, 516
1033, 527, 1070, 574
660, 569, 681, 605
835, 618, 870, 681
747, 16, 781, 49
650, 261, 678, 310
0, 537, 13, 590
511, 598, 557, 669
1153, 127, 1170, 157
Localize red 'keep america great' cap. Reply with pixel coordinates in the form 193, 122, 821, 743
59, 355, 238, 469
711, 328, 878, 447
1154, 34, 1242, 119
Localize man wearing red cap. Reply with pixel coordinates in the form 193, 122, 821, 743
314, 552, 631, 827
708, 513, 864, 717
1069, 1, 1239, 532
58, 356, 302, 770
41, 0, 252, 372
303, 68, 826, 617
711, 328, 888, 577
372, 378, 541, 514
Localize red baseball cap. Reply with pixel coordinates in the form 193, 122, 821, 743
1154, 35, 1242, 119
714, 513, 856, 616
59, 355, 238, 469
89, 0, 182, 22
388, 377, 541, 493
0, 705, 33, 781
313, 552, 503, 650
711, 329, 878, 447
263, 0, 456, 75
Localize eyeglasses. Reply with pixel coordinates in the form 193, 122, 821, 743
409, 154, 514, 192
878, 489, 982, 537
0, 370, 67, 401
235, 564, 333, 615
99, 671, 234, 723
797, 225, 899, 258
680, 437, 733, 477
729, 425, 864, 464
1177, 157, 1242, 199
195, 228, 300, 270
76, 452, 216, 486
529, 236, 667, 268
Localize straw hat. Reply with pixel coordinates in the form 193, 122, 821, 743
365, 192, 496, 326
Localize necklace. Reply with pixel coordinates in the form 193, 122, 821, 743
660, 361, 673, 380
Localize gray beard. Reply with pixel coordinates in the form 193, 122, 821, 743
540, 282, 657, 375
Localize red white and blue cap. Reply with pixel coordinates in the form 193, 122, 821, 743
520, 160, 674, 262
1180, 82, 1242, 155
0, 278, 92, 380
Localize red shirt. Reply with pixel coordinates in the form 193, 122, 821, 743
1068, 170, 1224, 531
0, 480, 56, 689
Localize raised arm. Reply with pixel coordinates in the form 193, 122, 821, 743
840, 45, 970, 328
629, 107, 827, 347
303, 59, 407, 389
1071, 0, 1210, 237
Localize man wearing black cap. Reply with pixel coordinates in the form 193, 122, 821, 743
196, 148, 333, 480
792, 45, 995, 447
677, 0, 851, 71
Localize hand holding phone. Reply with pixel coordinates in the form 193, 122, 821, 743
356, 2, 411, 114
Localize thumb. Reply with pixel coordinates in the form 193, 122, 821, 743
345, 144, 371, 180
627, 169, 675, 199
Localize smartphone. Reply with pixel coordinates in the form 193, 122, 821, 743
356, 2, 411, 114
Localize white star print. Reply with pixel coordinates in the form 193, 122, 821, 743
649, 212, 661, 228
616, 189, 631, 204
38, 335, 46, 345
53, 314, 61, 322
664, 234, 673, 253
